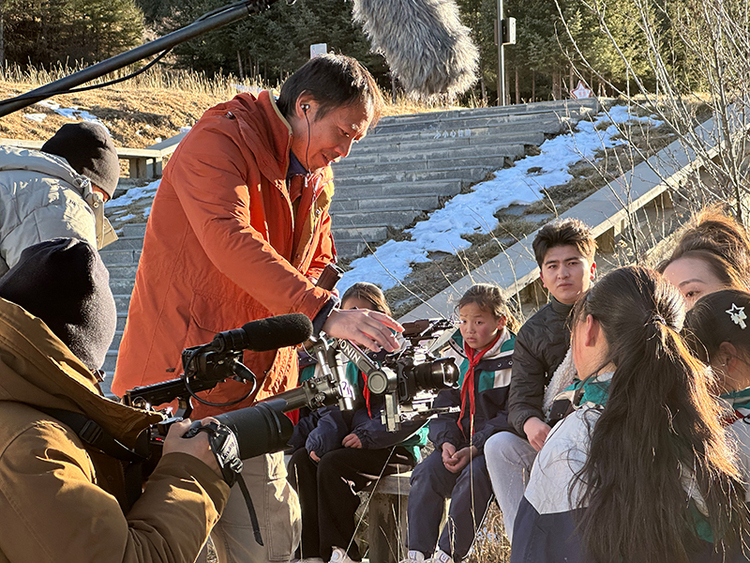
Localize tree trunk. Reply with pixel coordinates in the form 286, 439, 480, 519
505, 67, 510, 105
552, 69, 561, 100
569, 64, 574, 93
237, 51, 244, 80
515, 66, 520, 104
480, 75, 487, 106
532, 70, 535, 102
0, 10, 5, 70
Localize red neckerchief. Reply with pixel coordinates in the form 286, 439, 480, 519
361, 371, 373, 418
458, 332, 503, 437
722, 409, 744, 427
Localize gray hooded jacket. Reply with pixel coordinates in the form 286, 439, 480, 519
0, 146, 116, 276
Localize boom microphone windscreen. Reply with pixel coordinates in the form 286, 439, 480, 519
211, 313, 313, 353
352, 0, 479, 97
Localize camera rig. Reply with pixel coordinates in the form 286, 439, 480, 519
124, 315, 459, 459
329, 318, 460, 431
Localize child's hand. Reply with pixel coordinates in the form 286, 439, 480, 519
309, 450, 320, 462
524, 417, 552, 451
445, 446, 478, 474
342, 433, 362, 448
441, 442, 457, 468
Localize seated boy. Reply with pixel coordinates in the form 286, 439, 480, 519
483, 218, 596, 543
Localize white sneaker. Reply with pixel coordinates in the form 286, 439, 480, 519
400, 550, 426, 563
428, 550, 454, 563
329, 547, 356, 563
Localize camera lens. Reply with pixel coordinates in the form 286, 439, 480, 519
413, 358, 459, 391
215, 399, 293, 460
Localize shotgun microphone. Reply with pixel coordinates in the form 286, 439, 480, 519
210, 314, 313, 354
352, 0, 479, 97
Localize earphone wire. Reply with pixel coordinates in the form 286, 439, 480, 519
303, 105, 312, 174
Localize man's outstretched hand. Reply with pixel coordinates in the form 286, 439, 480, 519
322, 308, 402, 352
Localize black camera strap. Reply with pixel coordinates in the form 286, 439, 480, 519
184, 421, 264, 546
36, 407, 149, 509
37, 407, 147, 462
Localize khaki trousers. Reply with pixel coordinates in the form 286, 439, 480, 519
199, 452, 301, 563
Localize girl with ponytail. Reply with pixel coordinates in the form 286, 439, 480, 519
684, 289, 750, 501
510, 266, 748, 563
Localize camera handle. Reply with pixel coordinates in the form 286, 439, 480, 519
332, 338, 405, 431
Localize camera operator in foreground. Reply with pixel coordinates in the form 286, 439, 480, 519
0, 238, 229, 563
112, 54, 401, 563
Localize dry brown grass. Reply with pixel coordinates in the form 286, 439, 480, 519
0, 64, 460, 149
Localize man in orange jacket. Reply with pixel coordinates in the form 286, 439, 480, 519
112, 55, 400, 563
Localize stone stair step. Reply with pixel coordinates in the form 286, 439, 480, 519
333, 239, 370, 258
332, 210, 423, 230
349, 131, 546, 154
106, 264, 139, 280
109, 277, 135, 295
346, 142, 527, 162
114, 293, 131, 313
364, 119, 570, 143
334, 180, 461, 198
330, 194, 439, 213
373, 102, 594, 126
103, 235, 144, 251
100, 249, 141, 267
118, 222, 148, 237
333, 154, 512, 176
116, 312, 128, 332
368, 114, 575, 136
102, 351, 118, 381
332, 166, 490, 186
375, 99, 598, 126
331, 225, 388, 241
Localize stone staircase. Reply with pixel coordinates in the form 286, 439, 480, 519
329, 98, 600, 258
99, 99, 601, 390
100, 223, 145, 390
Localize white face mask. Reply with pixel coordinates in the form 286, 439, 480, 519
83, 189, 118, 249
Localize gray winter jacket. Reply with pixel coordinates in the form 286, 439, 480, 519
0, 146, 116, 276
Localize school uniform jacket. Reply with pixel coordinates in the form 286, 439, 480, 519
428, 329, 515, 454
512, 381, 747, 563
721, 388, 750, 502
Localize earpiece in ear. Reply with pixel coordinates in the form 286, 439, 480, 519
301, 103, 310, 114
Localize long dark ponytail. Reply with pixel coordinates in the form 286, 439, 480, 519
571, 266, 747, 563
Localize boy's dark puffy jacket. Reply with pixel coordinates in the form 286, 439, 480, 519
507, 297, 573, 436
304, 363, 428, 462
429, 328, 515, 454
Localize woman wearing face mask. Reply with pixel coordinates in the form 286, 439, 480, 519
510, 266, 749, 563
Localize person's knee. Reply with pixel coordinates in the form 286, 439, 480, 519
485, 431, 534, 466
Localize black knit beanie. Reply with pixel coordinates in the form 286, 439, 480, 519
41, 122, 119, 198
0, 238, 117, 371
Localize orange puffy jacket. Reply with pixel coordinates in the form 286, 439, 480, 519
112, 91, 334, 417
